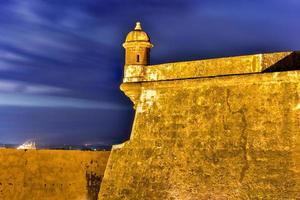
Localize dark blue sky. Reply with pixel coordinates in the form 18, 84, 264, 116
0, 0, 299, 145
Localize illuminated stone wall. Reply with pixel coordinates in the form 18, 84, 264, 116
123, 51, 300, 82
99, 52, 300, 199
0, 149, 110, 200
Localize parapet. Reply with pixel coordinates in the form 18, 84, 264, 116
123, 51, 300, 82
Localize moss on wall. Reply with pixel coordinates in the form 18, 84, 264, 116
0, 149, 110, 200
99, 71, 299, 199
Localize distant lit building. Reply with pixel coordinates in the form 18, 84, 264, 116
17, 140, 36, 150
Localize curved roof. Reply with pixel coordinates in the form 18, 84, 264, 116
125, 22, 151, 43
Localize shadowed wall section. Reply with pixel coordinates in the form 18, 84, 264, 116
0, 149, 110, 200
98, 52, 300, 199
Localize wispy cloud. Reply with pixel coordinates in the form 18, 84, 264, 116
0, 79, 68, 94
0, 93, 128, 110
0, 49, 30, 62
0, 60, 18, 71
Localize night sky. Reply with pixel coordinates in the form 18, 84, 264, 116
0, 0, 299, 146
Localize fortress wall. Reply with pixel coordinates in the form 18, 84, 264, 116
0, 149, 110, 200
99, 71, 300, 199
123, 51, 300, 82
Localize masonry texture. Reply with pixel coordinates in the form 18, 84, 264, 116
0, 149, 110, 200
98, 24, 300, 200
99, 69, 299, 200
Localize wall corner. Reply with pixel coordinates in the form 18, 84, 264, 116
120, 82, 142, 109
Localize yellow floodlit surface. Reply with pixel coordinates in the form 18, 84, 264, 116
124, 51, 300, 82
98, 23, 300, 199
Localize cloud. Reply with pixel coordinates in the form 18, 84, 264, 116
0, 79, 68, 94
0, 49, 30, 62
0, 60, 18, 71
0, 93, 128, 110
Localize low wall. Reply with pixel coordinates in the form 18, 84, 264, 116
0, 149, 110, 200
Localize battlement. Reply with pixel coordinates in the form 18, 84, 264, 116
124, 51, 300, 82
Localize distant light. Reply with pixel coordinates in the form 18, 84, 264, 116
17, 140, 36, 150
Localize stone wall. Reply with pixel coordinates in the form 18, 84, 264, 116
123, 51, 300, 82
0, 149, 110, 200
99, 69, 300, 199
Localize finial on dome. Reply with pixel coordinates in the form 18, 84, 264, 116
134, 22, 142, 30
